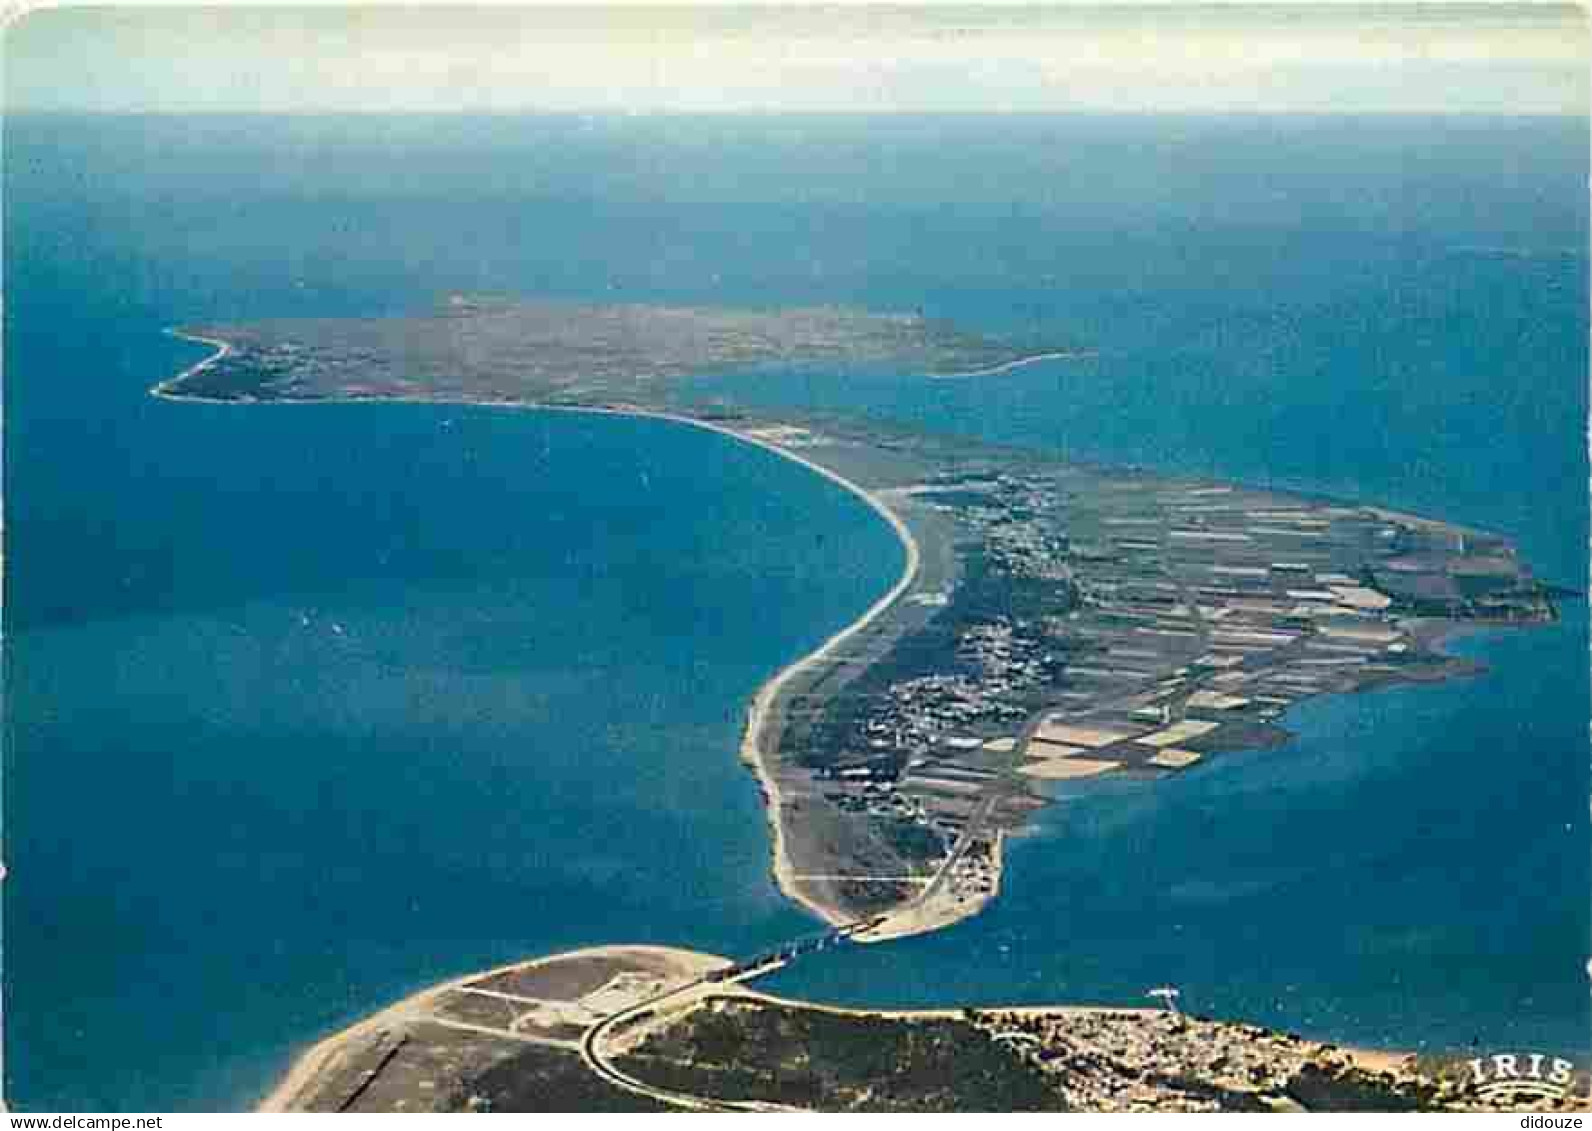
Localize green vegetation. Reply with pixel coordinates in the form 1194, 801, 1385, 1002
456, 1044, 676, 1113
168, 299, 1076, 406
1283, 1062, 1431, 1112
616, 999, 1067, 1112
786, 542, 1077, 784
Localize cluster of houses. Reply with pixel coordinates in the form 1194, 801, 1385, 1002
972, 1008, 1403, 1112
806, 461, 1559, 910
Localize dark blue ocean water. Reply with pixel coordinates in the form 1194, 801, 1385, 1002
4, 114, 1587, 1109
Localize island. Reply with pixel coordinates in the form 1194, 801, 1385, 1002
153, 298, 1575, 1111
158, 296, 1563, 942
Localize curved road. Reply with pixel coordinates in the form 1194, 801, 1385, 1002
580, 920, 881, 1111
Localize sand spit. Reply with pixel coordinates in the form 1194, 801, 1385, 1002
257, 945, 723, 1112
153, 341, 947, 930
930, 349, 1094, 379
261, 941, 1459, 1114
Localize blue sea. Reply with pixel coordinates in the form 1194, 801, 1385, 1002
4, 114, 1587, 1110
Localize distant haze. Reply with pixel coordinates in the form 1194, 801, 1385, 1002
6, 4, 1587, 116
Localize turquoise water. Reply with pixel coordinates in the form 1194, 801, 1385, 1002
4, 389, 897, 1108
766, 606, 1590, 1055
5, 113, 1587, 1109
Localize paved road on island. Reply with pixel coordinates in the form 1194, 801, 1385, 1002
579, 920, 882, 1111
572, 552, 1245, 1109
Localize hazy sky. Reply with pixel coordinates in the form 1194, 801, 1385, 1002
6, 3, 1588, 115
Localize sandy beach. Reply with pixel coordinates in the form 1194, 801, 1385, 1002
154, 340, 931, 929
259, 939, 1419, 1112
154, 328, 233, 394
689, 419, 925, 929
857, 830, 1006, 943
151, 344, 1473, 1114
932, 350, 1091, 379
256, 944, 724, 1112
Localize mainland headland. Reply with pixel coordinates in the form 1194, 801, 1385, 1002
155, 297, 1576, 1111
255, 944, 1584, 1113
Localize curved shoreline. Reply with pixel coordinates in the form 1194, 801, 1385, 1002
705, 427, 921, 928
157, 328, 233, 392
260, 940, 1419, 1113
155, 329, 922, 927
256, 944, 726, 1113
931, 349, 1092, 379
152, 330, 1559, 1113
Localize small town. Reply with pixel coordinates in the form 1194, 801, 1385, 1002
763, 434, 1562, 925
